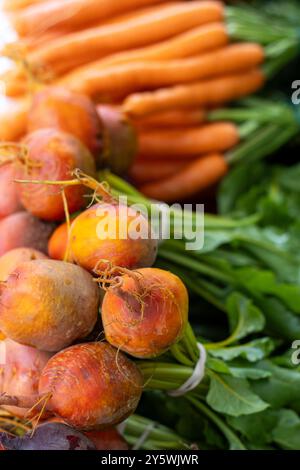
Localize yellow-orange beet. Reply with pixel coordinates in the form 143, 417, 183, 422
28, 87, 104, 163
0, 337, 52, 418
0, 247, 47, 282
102, 267, 189, 358
69, 202, 158, 272
0, 259, 100, 351
48, 221, 69, 261
38, 342, 143, 430
17, 128, 96, 221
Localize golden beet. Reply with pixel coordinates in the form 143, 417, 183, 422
39, 342, 143, 430
0, 247, 47, 282
0, 259, 100, 351
17, 128, 96, 221
47, 221, 69, 261
28, 87, 104, 163
102, 267, 189, 358
69, 202, 158, 273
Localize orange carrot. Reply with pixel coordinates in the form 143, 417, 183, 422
99, 22, 228, 66
63, 43, 264, 98
3, 0, 46, 11
124, 68, 265, 117
12, 0, 168, 37
129, 159, 187, 184
60, 22, 229, 88
100, 2, 178, 27
140, 153, 228, 201
28, 1, 224, 75
134, 109, 206, 129
138, 123, 239, 159
0, 96, 30, 141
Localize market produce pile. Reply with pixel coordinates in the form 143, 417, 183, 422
0, 0, 300, 451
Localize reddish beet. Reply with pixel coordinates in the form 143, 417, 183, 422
0, 247, 47, 282
69, 202, 158, 273
28, 87, 104, 163
0, 163, 23, 218
0, 423, 96, 450
0, 211, 54, 256
37, 342, 143, 431
97, 105, 137, 175
17, 128, 96, 221
86, 428, 129, 450
0, 337, 52, 417
101, 267, 189, 358
0, 259, 100, 351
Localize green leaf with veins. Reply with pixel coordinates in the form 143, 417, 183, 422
225, 293, 265, 344
206, 372, 269, 416
227, 409, 280, 445
236, 268, 300, 313
272, 409, 300, 450
252, 360, 300, 408
208, 338, 277, 362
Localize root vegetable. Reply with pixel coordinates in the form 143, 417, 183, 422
86, 429, 129, 450
0, 423, 96, 450
97, 105, 137, 175
140, 153, 228, 201
0, 212, 54, 256
0, 163, 23, 218
135, 108, 206, 129
28, 1, 224, 75
0, 247, 47, 282
129, 159, 187, 184
12, 0, 167, 37
74, 22, 229, 71
38, 342, 143, 430
65, 44, 264, 99
27, 87, 104, 162
3, 0, 46, 11
0, 259, 100, 351
0, 96, 29, 141
17, 128, 96, 221
47, 221, 69, 261
124, 69, 265, 117
101, 267, 189, 358
0, 337, 52, 417
69, 202, 158, 273
137, 123, 239, 158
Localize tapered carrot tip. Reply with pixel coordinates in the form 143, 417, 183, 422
69, 202, 158, 273
140, 153, 229, 202
102, 267, 189, 358
0, 259, 100, 351
39, 342, 143, 430
28, 87, 104, 164
17, 128, 96, 221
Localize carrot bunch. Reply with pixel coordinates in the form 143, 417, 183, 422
1, 0, 299, 200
